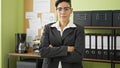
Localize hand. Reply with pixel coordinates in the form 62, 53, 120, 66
67, 46, 75, 52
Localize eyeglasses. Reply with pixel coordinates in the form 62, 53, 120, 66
56, 7, 71, 11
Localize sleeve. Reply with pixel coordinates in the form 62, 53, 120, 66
39, 24, 68, 58
60, 26, 85, 63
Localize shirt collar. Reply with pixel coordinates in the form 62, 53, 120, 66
51, 21, 76, 29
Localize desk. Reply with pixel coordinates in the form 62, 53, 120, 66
7, 53, 119, 68
7, 53, 41, 68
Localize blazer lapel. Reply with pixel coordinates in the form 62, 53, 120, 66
62, 28, 75, 40
51, 28, 62, 43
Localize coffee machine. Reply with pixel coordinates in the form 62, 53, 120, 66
15, 33, 27, 53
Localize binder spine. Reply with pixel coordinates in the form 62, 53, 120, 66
101, 35, 109, 60
96, 34, 103, 59
109, 35, 115, 60
115, 35, 120, 60
84, 34, 91, 58
90, 34, 97, 59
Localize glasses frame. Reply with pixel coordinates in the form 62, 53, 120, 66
56, 7, 71, 11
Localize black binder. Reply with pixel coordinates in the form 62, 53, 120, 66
109, 35, 115, 60
115, 35, 120, 60
113, 10, 120, 26
84, 34, 91, 58
92, 10, 112, 26
96, 34, 103, 59
90, 34, 97, 59
102, 35, 109, 60
73, 11, 91, 26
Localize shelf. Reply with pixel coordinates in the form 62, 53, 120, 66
83, 58, 120, 63
85, 26, 120, 29
83, 58, 111, 63
113, 61, 120, 64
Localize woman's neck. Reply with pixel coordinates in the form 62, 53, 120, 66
59, 20, 69, 31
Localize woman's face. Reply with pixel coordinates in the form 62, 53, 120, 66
56, 2, 73, 22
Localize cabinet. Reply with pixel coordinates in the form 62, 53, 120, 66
84, 26, 120, 68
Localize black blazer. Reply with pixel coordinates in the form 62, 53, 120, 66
39, 23, 85, 68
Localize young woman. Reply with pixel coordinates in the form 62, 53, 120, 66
39, 0, 85, 68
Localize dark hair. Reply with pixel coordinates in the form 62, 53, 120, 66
55, 0, 71, 8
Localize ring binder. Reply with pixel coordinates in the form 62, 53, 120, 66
84, 34, 91, 58
96, 34, 102, 59
90, 34, 97, 59
102, 35, 109, 60
115, 35, 120, 60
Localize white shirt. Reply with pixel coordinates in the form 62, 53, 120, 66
51, 21, 76, 35
51, 21, 76, 68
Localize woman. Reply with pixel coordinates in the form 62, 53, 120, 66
39, 0, 85, 68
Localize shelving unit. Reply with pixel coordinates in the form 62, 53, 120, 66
84, 26, 120, 68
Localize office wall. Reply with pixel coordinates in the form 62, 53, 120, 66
2, 0, 17, 67
0, 0, 1, 68
72, 0, 120, 68
72, 0, 120, 11
17, 0, 24, 33
1, 0, 23, 68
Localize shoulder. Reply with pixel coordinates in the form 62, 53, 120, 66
74, 23, 84, 30
44, 22, 56, 28
42, 22, 56, 33
45, 22, 55, 26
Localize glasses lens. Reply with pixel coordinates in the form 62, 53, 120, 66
64, 7, 71, 11
57, 7, 71, 11
57, 7, 62, 11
